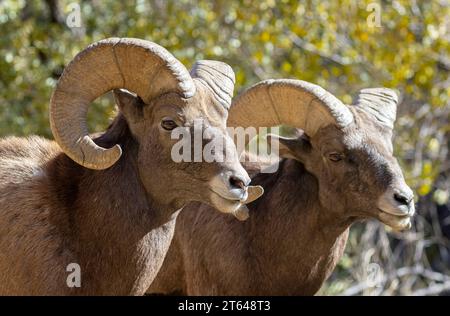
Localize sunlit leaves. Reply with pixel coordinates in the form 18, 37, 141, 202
0, 0, 448, 195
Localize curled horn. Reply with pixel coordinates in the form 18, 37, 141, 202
190, 60, 235, 110
50, 38, 195, 170
228, 79, 353, 141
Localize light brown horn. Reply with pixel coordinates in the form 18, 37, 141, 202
353, 88, 398, 129
228, 79, 353, 139
50, 37, 195, 170
190, 60, 235, 110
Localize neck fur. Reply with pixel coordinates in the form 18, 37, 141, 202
247, 159, 351, 294
46, 115, 179, 294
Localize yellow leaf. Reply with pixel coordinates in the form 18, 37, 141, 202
282, 61, 292, 72
422, 161, 432, 177
342, 94, 352, 104
418, 183, 431, 196
260, 31, 270, 42
254, 51, 263, 62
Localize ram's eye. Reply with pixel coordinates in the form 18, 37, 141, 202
328, 152, 343, 162
161, 119, 178, 131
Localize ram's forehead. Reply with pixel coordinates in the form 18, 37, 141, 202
342, 117, 393, 154
182, 81, 229, 127
342, 128, 364, 148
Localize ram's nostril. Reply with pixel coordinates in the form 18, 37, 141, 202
393, 193, 410, 206
229, 176, 246, 190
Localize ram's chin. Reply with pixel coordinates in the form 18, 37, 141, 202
209, 193, 245, 219
377, 210, 412, 231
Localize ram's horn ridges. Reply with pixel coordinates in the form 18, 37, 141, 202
190, 60, 235, 110
50, 37, 195, 170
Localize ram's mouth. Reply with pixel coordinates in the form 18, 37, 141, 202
210, 187, 248, 203
209, 188, 247, 216
209, 185, 264, 221
377, 208, 413, 231
376, 189, 415, 231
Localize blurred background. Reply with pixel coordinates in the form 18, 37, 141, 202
0, 0, 449, 295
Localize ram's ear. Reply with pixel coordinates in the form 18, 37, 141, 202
352, 88, 399, 130
113, 89, 144, 123
266, 130, 311, 162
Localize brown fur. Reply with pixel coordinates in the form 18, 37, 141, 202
148, 107, 414, 295
0, 82, 248, 295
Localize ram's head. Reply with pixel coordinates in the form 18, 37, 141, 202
50, 38, 262, 217
230, 80, 415, 230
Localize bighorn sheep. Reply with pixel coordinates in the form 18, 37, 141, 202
148, 79, 415, 295
0, 38, 257, 295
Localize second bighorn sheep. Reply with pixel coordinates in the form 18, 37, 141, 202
149, 79, 415, 295
0, 38, 257, 295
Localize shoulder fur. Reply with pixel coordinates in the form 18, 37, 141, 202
0, 136, 61, 184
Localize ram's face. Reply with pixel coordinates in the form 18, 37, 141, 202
49, 37, 260, 219
303, 109, 414, 230
115, 82, 251, 217
229, 80, 414, 230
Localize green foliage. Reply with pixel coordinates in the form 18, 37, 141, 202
0, 0, 448, 193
